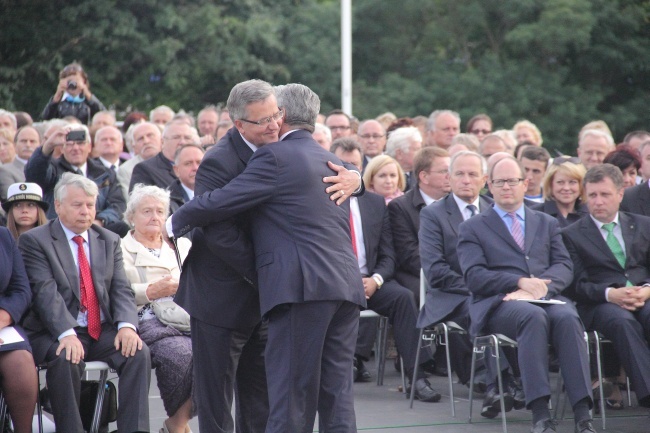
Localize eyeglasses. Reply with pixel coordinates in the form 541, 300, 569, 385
359, 134, 385, 140
428, 169, 449, 175
491, 178, 524, 188
552, 156, 581, 166
329, 126, 351, 132
240, 108, 284, 127
470, 129, 491, 135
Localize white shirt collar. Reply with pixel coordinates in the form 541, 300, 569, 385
419, 189, 437, 206
452, 193, 480, 215
181, 182, 194, 200
98, 156, 119, 169
590, 212, 620, 229
59, 220, 89, 244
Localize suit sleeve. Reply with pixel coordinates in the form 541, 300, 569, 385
457, 220, 520, 297
0, 233, 32, 324
370, 203, 397, 280
172, 147, 279, 237
419, 206, 468, 296
18, 232, 79, 337
24, 147, 59, 193
387, 200, 420, 275
129, 162, 154, 192
535, 219, 573, 298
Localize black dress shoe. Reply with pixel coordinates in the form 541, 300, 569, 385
575, 419, 597, 433
506, 375, 526, 410
531, 418, 557, 433
353, 358, 373, 383
481, 386, 514, 419
407, 378, 441, 402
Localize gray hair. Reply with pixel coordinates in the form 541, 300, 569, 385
125, 184, 170, 225
226, 80, 275, 121
149, 105, 175, 120
579, 128, 615, 147
449, 150, 487, 175
313, 123, 332, 142
174, 143, 205, 165
0, 110, 17, 130
275, 83, 320, 133
426, 110, 460, 132
54, 173, 98, 202
385, 127, 421, 157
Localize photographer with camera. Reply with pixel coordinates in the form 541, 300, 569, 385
41, 63, 106, 125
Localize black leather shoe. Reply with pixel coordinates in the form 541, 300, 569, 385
407, 378, 441, 402
481, 386, 514, 419
575, 419, 597, 433
531, 418, 557, 433
506, 375, 526, 410
354, 358, 373, 383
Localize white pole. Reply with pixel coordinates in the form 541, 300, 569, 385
341, 0, 352, 115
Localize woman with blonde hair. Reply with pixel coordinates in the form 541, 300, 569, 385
362, 154, 406, 204
531, 156, 588, 227
513, 119, 543, 146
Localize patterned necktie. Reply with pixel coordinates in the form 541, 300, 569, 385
466, 204, 477, 218
72, 236, 102, 339
507, 211, 525, 251
602, 223, 633, 286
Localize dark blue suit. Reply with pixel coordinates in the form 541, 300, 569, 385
172, 129, 365, 433
562, 212, 650, 405
174, 127, 267, 433
457, 206, 591, 408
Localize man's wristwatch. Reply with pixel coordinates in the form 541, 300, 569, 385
371, 273, 384, 290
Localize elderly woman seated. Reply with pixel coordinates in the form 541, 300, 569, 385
121, 184, 193, 433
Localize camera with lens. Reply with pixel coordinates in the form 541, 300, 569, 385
67, 80, 78, 90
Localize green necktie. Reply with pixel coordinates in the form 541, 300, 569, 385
602, 222, 633, 287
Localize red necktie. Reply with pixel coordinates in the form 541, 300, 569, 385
73, 236, 102, 340
349, 210, 357, 257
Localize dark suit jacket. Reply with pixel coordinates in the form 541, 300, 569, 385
621, 181, 650, 217
168, 179, 190, 215
418, 194, 492, 327
174, 127, 261, 329
457, 206, 573, 336
173, 129, 366, 316
531, 199, 589, 228
18, 220, 138, 340
357, 192, 397, 280
0, 227, 32, 325
24, 147, 126, 224
129, 152, 177, 192
0, 159, 26, 200
387, 187, 426, 291
561, 212, 650, 306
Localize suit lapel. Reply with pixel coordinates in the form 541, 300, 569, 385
523, 207, 540, 254
51, 221, 81, 302
357, 195, 374, 261
641, 186, 650, 216
579, 217, 620, 267
444, 195, 464, 236
230, 128, 255, 166
88, 228, 108, 312
619, 212, 636, 267
485, 208, 521, 251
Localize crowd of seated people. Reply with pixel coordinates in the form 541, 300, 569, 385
2, 63, 650, 433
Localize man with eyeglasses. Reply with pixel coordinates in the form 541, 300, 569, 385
358, 119, 387, 168
167, 80, 362, 433
325, 109, 353, 141
129, 120, 196, 192
457, 156, 595, 433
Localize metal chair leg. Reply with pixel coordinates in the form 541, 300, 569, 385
441, 323, 456, 417
409, 327, 425, 408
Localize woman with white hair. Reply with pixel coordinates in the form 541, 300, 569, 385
121, 184, 194, 433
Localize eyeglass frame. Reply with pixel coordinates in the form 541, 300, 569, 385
490, 178, 525, 188
359, 133, 385, 140
239, 108, 284, 127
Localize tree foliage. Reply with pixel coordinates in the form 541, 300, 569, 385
1, 0, 648, 153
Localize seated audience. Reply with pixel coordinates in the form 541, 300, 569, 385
2, 183, 48, 240
603, 145, 641, 189
532, 156, 588, 227
150, 105, 175, 128
450, 133, 479, 153
13, 112, 32, 129
41, 63, 106, 125
362, 154, 406, 204
0, 226, 38, 433
118, 122, 162, 199
562, 163, 650, 410
387, 146, 450, 298
385, 126, 422, 191
312, 123, 332, 151
0, 126, 41, 199
479, 134, 508, 160
19, 173, 150, 433
358, 119, 387, 168
513, 120, 543, 146
333, 140, 440, 402
0, 110, 17, 135
457, 156, 595, 433
121, 185, 194, 433
169, 144, 204, 214
621, 141, 650, 216
577, 129, 615, 170
24, 124, 128, 236
93, 125, 127, 172
425, 110, 460, 149
622, 130, 650, 152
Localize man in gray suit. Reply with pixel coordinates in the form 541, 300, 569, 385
19, 173, 150, 433
457, 156, 595, 433
0, 126, 40, 200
